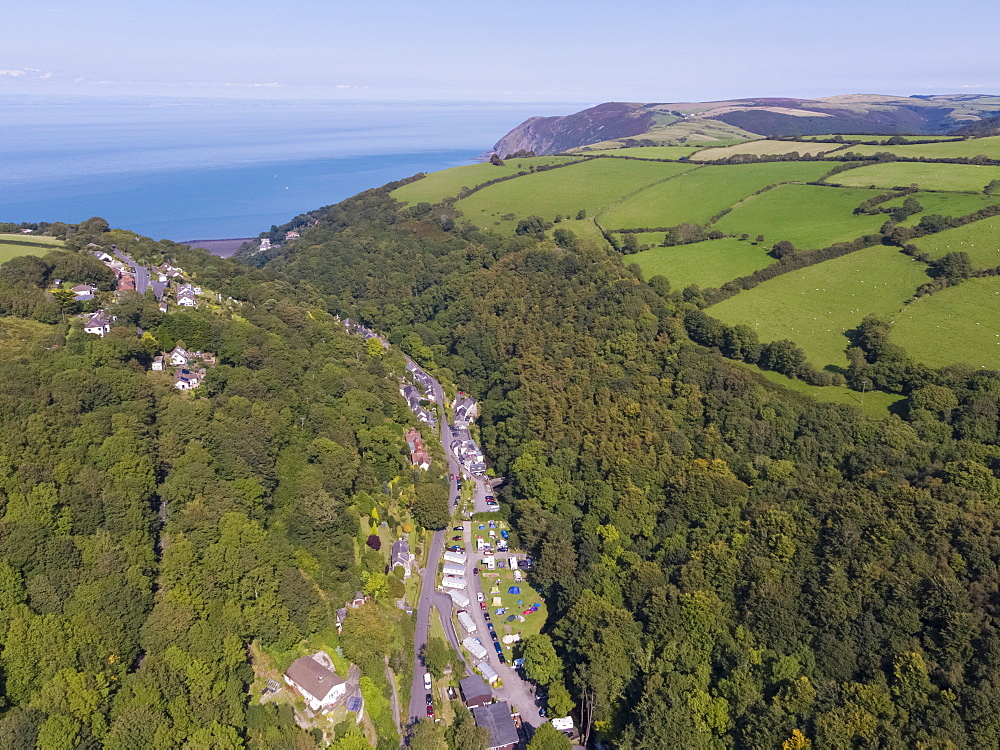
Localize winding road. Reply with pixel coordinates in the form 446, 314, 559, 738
112, 247, 150, 294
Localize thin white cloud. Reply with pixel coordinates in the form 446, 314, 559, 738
0, 67, 52, 79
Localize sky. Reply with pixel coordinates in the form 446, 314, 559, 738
2, 0, 999, 103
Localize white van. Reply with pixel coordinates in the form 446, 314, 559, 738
424, 672, 432, 690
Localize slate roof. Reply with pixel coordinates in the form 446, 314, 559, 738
285, 656, 344, 702
472, 701, 519, 749
460, 675, 493, 705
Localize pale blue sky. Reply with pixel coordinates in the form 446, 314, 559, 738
3, 0, 999, 102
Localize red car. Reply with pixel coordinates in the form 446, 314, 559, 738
480, 601, 487, 610
426, 704, 434, 717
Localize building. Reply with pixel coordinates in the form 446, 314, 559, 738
404, 428, 432, 470
168, 346, 189, 366
283, 654, 346, 712
286, 230, 300, 240
84, 311, 111, 337
391, 538, 413, 578
71, 283, 96, 301
459, 675, 493, 708
472, 701, 519, 750
151, 355, 164, 371
173, 368, 205, 390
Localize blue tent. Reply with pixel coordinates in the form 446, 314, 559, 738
508, 586, 521, 595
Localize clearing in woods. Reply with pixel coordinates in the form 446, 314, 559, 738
891, 276, 1000, 370
708, 245, 931, 370
712, 184, 890, 250
628, 237, 775, 290
598, 161, 831, 230
828, 161, 1000, 192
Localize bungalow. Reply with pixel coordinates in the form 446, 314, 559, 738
176, 292, 197, 308
283, 654, 346, 712
84, 311, 111, 337
71, 283, 96, 301
459, 675, 493, 708
151, 355, 165, 371
117, 275, 135, 292
391, 538, 413, 578
92, 250, 113, 263
472, 701, 519, 750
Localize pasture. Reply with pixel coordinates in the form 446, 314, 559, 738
800, 134, 961, 143
746, 363, 904, 416
712, 184, 890, 250
0, 242, 46, 264
840, 135, 1000, 161
890, 191, 1000, 226
0, 233, 63, 246
912, 218, 1000, 268
598, 161, 831, 231
628, 237, 776, 290
708, 246, 931, 369
390, 156, 581, 205
457, 158, 694, 231
574, 146, 703, 159
690, 140, 849, 159
891, 276, 1000, 370
828, 162, 1000, 192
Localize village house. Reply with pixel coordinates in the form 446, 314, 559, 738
173, 368, 206, 390
83, 311, 111, 337
391, 538, 413, 578
472, 701, 519, 750
286, 230, 300, 240
460, 675, 493, 708
283, 654, 346, 712
405, 428, 432, 470
117, 275, 135, 293
92, 250, 113, 263
335, 591, 370, 633
151, 355, 164, 371
71, 283, 96, 301
168, 345, 189, 366
176, 291, 197, 307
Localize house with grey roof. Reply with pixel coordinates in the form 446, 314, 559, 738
460, 675, 493, 708
391, 538, 413, 578
472, 701, 519, 750
283, 654, 346, 712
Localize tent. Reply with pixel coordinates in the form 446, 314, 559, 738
507, 586, 521, 595
491, 597, 502, 606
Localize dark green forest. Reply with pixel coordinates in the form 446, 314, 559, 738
252, 186, 1000, 748
0, 230, 442, 747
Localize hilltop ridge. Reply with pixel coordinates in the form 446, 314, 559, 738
494, 93, 1000, 155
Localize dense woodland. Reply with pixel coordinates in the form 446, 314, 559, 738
252, 187, 1000, 748
0, 228, 450, 748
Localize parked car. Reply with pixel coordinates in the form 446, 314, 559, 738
493, 642, 503, 654
490, 632, 499, 642
486, 622, 495, 632
497, 653, 506, 664
447, 545, 463, 552
477, 592, 485, 602
473, 567, 480, 576
480, 601, 487, 610
426, 693, 433, 705
426, 704, 434, 717
452, 536, 462, 541
483, 612, 491, 622
453, 525, 464, 531
424, 673, 432, 690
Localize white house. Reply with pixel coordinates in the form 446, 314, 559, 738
284, 655, 346, 712
151, 356, 164, 371
168, 346, 189, 366
84, 311, 111, 337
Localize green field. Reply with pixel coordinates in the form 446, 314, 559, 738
628, 237, 775, 289
0, 243, 46, 264
840, 136, 1000, 161
390, 156, 582, 205
889, 191, 1000, 227
598, 161, 831, 231
555, 218, 610, 248
912, 218, 1000, 268
745, 363, 905, 417
690, 140, 848, 159
0, 233, 64, 246
572, 146, 704, 159
713, 184, 890, 249
709, 246, 932, 369
829, 162, 1000, 192
457, 158, 694, 231
892, 276, 1000, 369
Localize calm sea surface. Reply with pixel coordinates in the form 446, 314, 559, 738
1, 98, 579, 241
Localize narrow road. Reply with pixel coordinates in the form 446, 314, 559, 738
112, 247, 150, 294
384, 656, 401, 731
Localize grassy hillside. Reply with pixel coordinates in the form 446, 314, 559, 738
629, 237, 776, 289
457, 158, 693, 231
708, 246, 931, 369
569, 146, 704, 159
690, 140, 849, 159
0, 234, 65, 264
598, 161, 830, 230
891, 276, 1000, 369
829, 161, 1000, 191
841, 135, 1000, 160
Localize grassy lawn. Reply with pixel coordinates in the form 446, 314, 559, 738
712, 184, 892, 249
572, 146, 704, 159
457, 158, 694, 232
911, 217, 1000, 268
743, 363, 905, 417
829, 162, 1000, 192
390, 156, 583, 205
598, 161, 831, 231
840, 135, 1000, 160
708, 246, 932, 370
690, 140, 849, 159
629, 237, 776, 289
892, 276, 1000, 370
479, 564, 547, 661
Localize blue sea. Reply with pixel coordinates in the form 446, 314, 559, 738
0, 97, 581, 241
